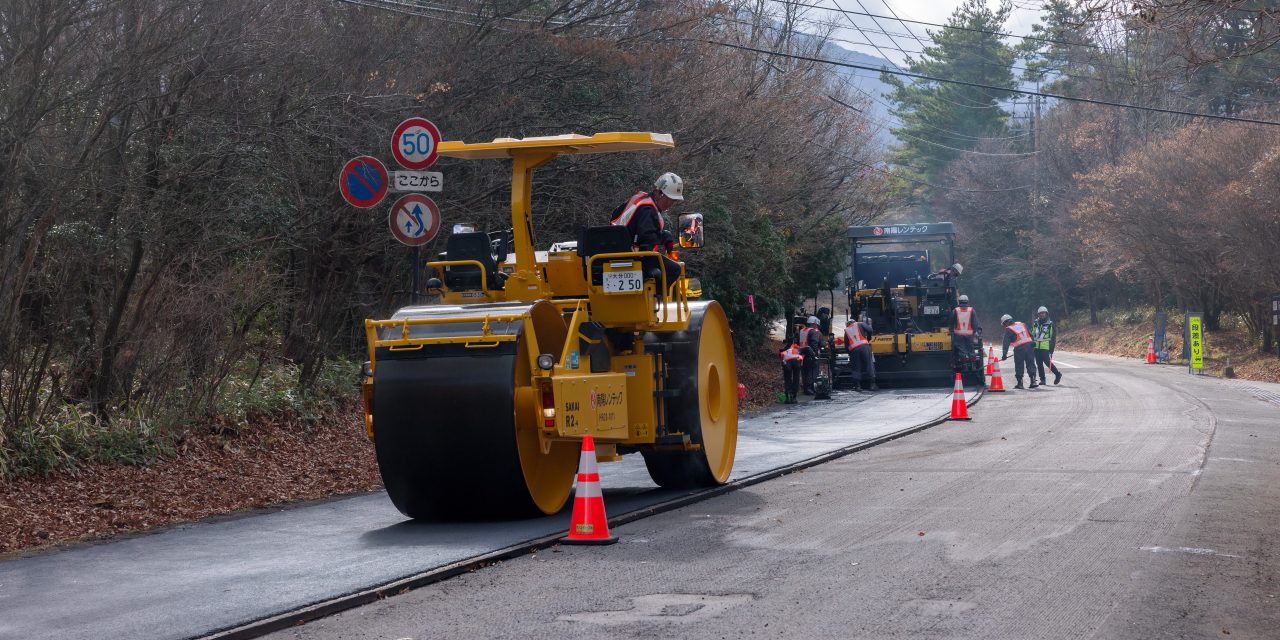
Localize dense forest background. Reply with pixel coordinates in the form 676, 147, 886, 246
4, 0, 1280, 478
0, 0, 890, 475
871, 0, 1280, 347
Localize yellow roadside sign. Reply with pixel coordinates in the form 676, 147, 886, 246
1187, 313, 1204, 370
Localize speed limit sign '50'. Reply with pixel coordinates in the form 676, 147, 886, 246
391, 117, 442, 171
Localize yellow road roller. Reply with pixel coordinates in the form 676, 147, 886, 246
360, 132, 738, 520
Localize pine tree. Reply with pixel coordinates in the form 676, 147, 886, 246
881, 0, 1018, 183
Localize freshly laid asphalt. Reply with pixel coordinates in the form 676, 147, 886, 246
0, 381, 972, 640
265, 353, 1280, 640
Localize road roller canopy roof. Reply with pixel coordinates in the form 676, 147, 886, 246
438, 132, 675, 160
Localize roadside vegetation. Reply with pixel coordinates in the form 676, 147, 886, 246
1056, 306, 1280, 384
0, 1, 890, 480
870, 0, 1280, 362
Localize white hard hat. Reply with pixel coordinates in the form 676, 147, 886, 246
1001, 314, 1013, 323
654, 172, 684, 201
958, 294, 969, 303
951, 263, 963, 275
807, 316, 819, 325
1037, 306, 1048, 314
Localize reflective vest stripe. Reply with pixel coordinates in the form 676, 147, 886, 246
1032, 321, 1054, 349
953, 307, 974, 336
844, 323, 868, 349
610, 191, 664, 231
781, 345, 803, 362
799, 327, 816, 345
1009, 322, 1033, 347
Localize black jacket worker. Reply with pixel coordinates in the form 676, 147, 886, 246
610, 172, 684, 293
1031, 306, 1062, 385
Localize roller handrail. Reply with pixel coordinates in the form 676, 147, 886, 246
425, 259, 492, 293
585, 251, 689, 322
364, 312, 526, 365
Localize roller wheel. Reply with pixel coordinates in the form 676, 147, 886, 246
642, 301, 739, 489
371, 302, 578, 520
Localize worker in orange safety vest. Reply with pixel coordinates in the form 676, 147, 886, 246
1000, 314, 1038, 389
610, 172, 684, 291
844, 317, 877, 391
779, 330, 806, 404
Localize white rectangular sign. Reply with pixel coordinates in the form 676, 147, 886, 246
603, 270, 644, 294
391, 171, 443, 192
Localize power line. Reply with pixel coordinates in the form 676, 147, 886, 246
702, 39, 1280, 128
774, 0, 1280, 77
818, 141, 1034, 193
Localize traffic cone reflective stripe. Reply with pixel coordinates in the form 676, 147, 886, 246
949, 373, 971, 420
988, 356, 1006, 392
562, 435, 618, 545
1146, 338, 1156, 364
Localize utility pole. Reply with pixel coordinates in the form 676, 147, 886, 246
1033, 85, 1041, 205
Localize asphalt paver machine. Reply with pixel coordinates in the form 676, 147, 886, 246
842, 222, 984, 386
360, 133, 738, 520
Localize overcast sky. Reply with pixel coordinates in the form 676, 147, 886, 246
810, 0, 1045, 67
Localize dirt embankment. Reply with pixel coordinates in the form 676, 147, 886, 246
1, 408, 381, 556
1056, 309, 1280, 384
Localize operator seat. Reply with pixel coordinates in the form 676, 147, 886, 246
576, 225, 633, 285
443, 232, 505, 291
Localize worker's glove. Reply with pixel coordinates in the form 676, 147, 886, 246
975, 330, 982, 338
1002, 355, 1009, 361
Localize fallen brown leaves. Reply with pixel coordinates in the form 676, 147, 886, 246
738, 340, 786, 410
0, 406, 381, 556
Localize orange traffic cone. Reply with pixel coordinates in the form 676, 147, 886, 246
562, 435, 618, 545
1146, 338, 1156, 364
949, 372, 971, 420
985, 347, 995, 374
988, 356, 1006, 392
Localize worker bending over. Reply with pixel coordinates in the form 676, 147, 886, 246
844, 317, 877, 391
779, 329, 805, 404
1001, 314, 1038, 389
799, 316, 823, 395
1032, 306, 1062, 385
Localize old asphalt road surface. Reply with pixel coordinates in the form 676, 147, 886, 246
269, 352, 1280, 640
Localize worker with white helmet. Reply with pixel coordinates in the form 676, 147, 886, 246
798, 315, 824, 395
610, 172, 685, 292
1001, 313, 1038, 389
950, 293, 981, 372
1032, 305, 1062, 385
844, 315, 877, 392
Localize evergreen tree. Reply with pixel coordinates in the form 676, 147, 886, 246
881, 0, 1018, 183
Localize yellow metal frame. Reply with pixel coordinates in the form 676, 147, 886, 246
364, 313, 525, 367
585, 251, 689, 325
437, 132, 676, 303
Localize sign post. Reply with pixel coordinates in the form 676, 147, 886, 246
1186, 312, 1204, 375
389, 118, 444, 304
1271, 294, 1280, 357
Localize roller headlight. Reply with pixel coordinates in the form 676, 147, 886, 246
536, 353, 556, 370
